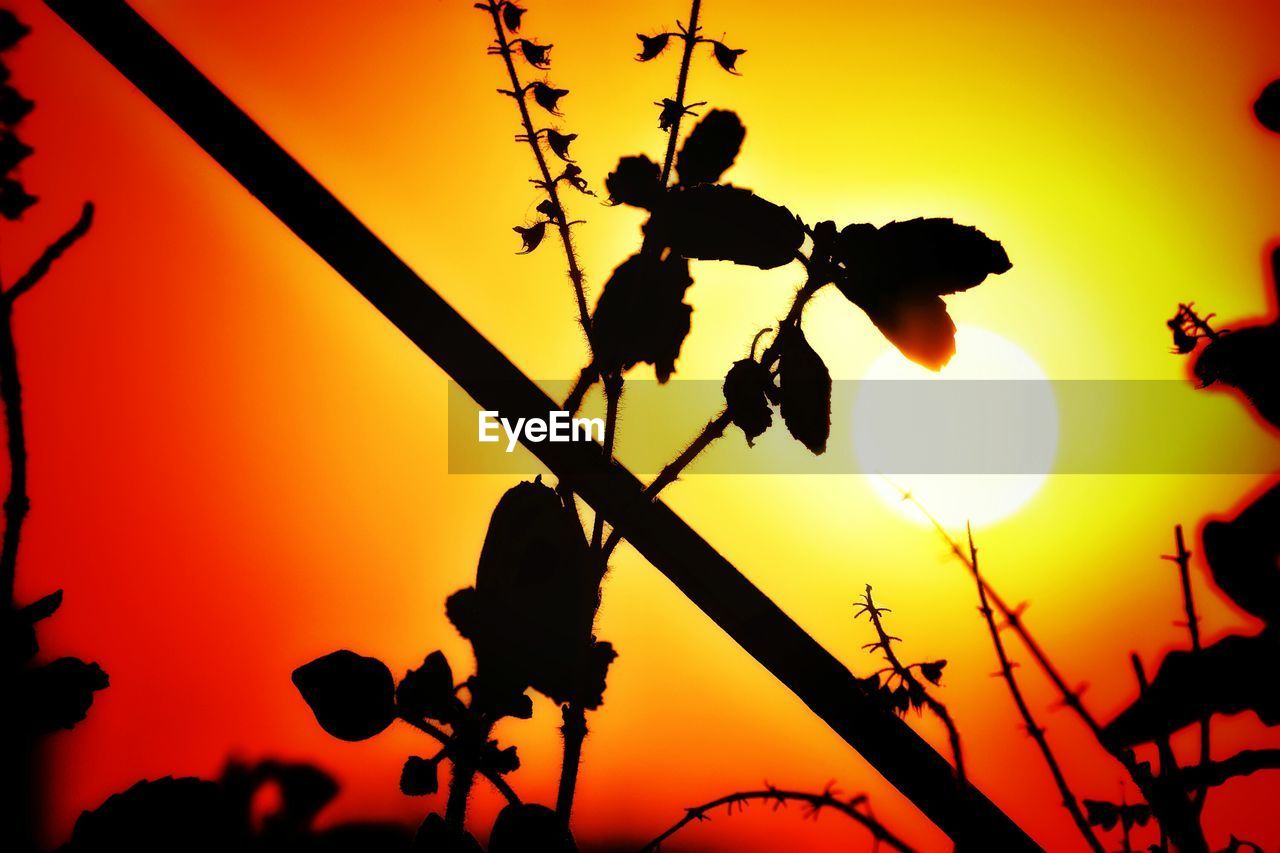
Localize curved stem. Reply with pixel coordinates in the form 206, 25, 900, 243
640, 786, 916, 853
484, 2, 592, 347
554, 703, 587, 823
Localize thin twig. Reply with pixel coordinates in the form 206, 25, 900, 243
1164, 524, 1211, 807
483, 3, 592, 346
856, 585, 966, 785
639, 784, 917, 853
3, 202, 95, 303
968, 527, 1104, 853
1176, 749, 1280, 790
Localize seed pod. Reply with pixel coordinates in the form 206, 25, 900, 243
676, 109, 745, 186
529, 82, 568, 115
647, 184, 804, 270
723, 358, 774, 445
513, 221, 546, 254
291, 650, 396, 742
544, 129, 577, 162
711, 41, 746, 74
399, 756, 440, 797
636, 33, 672, 61
501, 3, 526, 33
776, 325, 831, 454
592, 251, 693, 382
518, 40, 552, 69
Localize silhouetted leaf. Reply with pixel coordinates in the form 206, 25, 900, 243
1202, 482, 1280, 624
710, 41, 746, 74
490, 803, 578, 853
834, 218, 1011, 369
529, 82, 568, 115
1254, 79, 1280, 133
292, 650, 396, 742
0, 10, 30, 51
545, 129, 577, 162
723, 358, 774, 445
468, 478, 599, 707
22, 657, 108, 734
536, 198, 563, 222
479, 741, 521, 775
1104, 632, 1280, 747
61, 777, 231, 853
0, 83, 32, 124
412, 813, 482, 853
399, 756, 440, 797
605, 154, 662, 209
518, 40, 552, 69
919, 660, 947, 685
0, 177, 36, 220
777, 325, 831, 454
647, 184, 804, 269
636, 32, 672, 61
891, 684, 910, 714
560, 164, 592, 194
0, 130, 32, 175
1193, 249, 1280, 429
501, 2, 525, 33
513, 221, 546, 254
24, 588, 63, 623
592, 251, 693, 382
397, 651, 465, 724
1083, 800, 1151, 832
575, 640, 617, 710
676, 109, 745, 186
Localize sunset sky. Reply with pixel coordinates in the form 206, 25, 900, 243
7, 0, 1280, 849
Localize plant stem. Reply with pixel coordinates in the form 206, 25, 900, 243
859, 585, 966, 785
484, 2, 592, 346
555, 703, 587, 822
398, 715, 519, 807
659, 0, 704, 186
640, 786, 917, 853
590, 374, 622, 550
1165, 524, 1211, 807
443, 716, 495, 831
969, 529, 1104, 853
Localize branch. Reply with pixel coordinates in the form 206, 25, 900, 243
658, 0, 704, 186
1164, 524, 1211, 806
1178, 749, 1280, 790
396, 715, 520, 807
639, 784, 917, 853
4, 202, 95, 302
966, 529, 1103, 852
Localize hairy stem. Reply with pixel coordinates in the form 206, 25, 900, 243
658, 0, 704, 186
969, 530, 1104, 853
484, 2, 591, 345
555, 703, 587, 823
640, 786, 916, 853
398, 715, 519, 807
859, 585, 966, 785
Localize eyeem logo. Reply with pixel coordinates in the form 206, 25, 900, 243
478, 411, 605, 453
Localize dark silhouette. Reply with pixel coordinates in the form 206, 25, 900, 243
0, 9, 99, 853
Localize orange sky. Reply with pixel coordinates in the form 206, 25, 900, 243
6, 0, 1280, 849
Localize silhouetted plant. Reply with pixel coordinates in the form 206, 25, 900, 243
0, 9, 101, 852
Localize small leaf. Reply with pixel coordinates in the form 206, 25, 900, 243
0, 177, 36, 221
636, 32, 672, 61
676, 109, 745, 186
723, 358, 774, 445
0, 10, 31, 51
710, 41, 746, 74
400, 756, 439, 797
919, 660, 947, 685
518, 40, 552, 69
490, 803, 577, 853
397, 651, 465, 724
24, 589, 63, 623
592, 252, 693, 382
544, 129, 577, 162
529, 82, 569, 115
1254, 79, 1280, 133
776, 325, 831, 454
513, 221, 547, 254
21, 657, 109, 734
292, 650, 396, 742
646, 184, 804, 270
604, 155, 662, 209
0, 84, 33, 125
479, 741, 521, 775
0, 130, 33, 175
501, 2, 526, 32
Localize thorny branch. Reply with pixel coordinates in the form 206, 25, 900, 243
1163, 524, 1211, 807
657, 0, 703, 186
639, 783, 917, 853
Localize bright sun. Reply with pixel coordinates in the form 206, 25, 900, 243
853, 326, 1058, 528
